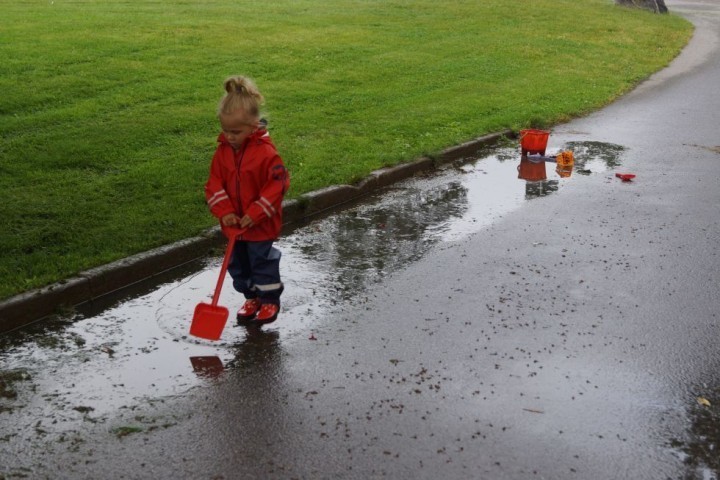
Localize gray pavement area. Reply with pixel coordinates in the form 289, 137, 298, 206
1, 0, 720, 478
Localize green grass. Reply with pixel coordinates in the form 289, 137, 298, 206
0, 0, 692, 299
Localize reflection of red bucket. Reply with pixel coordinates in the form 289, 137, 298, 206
520, 129, 550, 155
518, 157, 547, 181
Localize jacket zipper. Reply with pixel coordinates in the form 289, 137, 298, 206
235, 142, 247, 215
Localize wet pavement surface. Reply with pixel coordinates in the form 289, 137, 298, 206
2, 1, 720, 478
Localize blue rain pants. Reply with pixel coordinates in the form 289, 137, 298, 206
227, 240, 283, 305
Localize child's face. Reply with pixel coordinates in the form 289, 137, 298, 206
219, 111, 258, 149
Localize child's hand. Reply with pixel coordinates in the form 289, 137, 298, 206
221, 213, 242, 227
239, 214, 254, 228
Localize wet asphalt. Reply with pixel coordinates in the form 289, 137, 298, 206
2, 1, 720, 478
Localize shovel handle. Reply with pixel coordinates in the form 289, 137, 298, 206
210, 228, 246, 307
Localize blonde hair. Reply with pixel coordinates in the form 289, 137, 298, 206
217, 75, 264, 118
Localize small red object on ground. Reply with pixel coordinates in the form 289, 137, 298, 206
615, 173, 636, 182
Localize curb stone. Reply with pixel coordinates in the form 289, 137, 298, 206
0, 129, 513, 332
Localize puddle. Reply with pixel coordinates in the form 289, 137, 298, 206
0, 139, 626, 438
669, 384, 720, 480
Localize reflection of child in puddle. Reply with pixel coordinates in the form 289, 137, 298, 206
227, 328, 282, 371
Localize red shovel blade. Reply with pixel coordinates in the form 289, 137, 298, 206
189, 302, 229, 341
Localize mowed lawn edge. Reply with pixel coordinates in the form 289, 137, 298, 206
0, 0, 692, 300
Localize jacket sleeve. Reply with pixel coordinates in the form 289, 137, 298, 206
204, 149, 236, 220
245, 153, 290, 225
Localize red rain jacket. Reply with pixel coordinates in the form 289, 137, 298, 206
204, 128, 289, 242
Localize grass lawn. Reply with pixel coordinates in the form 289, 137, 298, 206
0, 0, 691, 300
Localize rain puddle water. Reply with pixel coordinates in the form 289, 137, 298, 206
0, 139, 625, 435
668, 383, 720, 480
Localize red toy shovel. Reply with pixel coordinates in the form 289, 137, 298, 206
189, 227, 245, 340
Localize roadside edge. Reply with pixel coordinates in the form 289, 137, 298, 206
0, 130, 512, 332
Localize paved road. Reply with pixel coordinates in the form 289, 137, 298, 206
2, 1, 719, 478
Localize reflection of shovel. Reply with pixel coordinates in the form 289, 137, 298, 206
190, 356, 225, 378
189, 227, 245, 341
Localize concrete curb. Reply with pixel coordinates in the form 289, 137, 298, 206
0, 130, 513, 332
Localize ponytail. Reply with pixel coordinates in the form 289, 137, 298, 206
218, 75, 264, 118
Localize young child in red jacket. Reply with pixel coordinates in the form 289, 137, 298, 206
204, 76, 290, 325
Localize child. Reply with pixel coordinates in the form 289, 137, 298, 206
204, 76, 290, 325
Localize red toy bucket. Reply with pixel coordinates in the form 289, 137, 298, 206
520, 129, 550, 155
